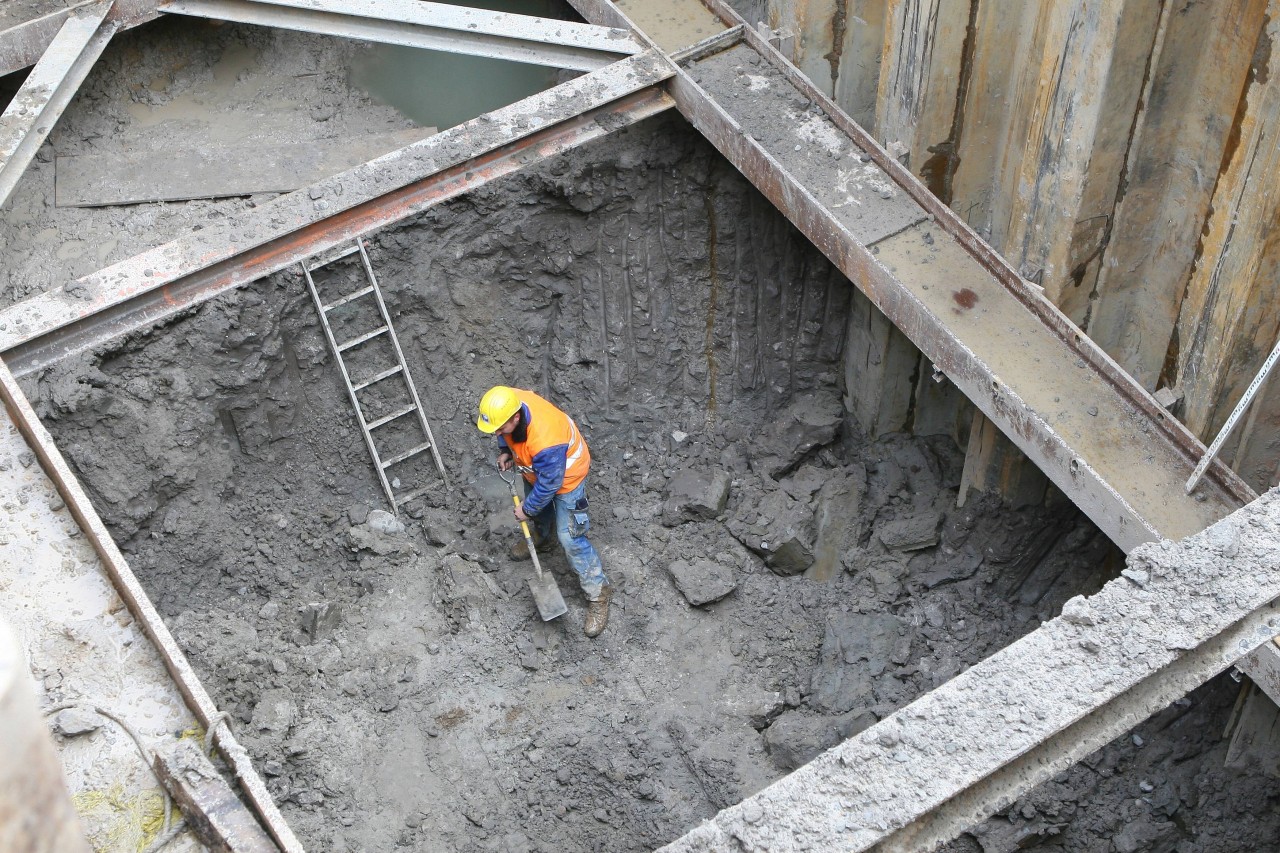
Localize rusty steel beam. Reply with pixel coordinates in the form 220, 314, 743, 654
162, 0, 642, 72
664, 34, 1248, 549
0, 53, 674, 375
0, 1, 115, 210
0, 0, 158, 77
0, 359, 303, 853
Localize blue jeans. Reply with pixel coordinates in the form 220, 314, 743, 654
527, 478, 608, 600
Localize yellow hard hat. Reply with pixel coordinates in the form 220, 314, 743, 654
477, 386, 521, 433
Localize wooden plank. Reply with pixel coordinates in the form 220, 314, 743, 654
998, 0, 1155, 325
768, 0, 840, 95
1232, 353, 1280, 490
874, 0, 969, 183
958, 411, 1047, 509
1087, 0, 1266, 389
154, 740, 278, 852
831, 0, 887, 129
842, 290, 914, 438
1224, 683, 1280, 778
953, 0, 1161, 503
1175, 8, 1280, 453
873, 0, 971, 447
946, 1, 1039, 241
55, 128, 433, 207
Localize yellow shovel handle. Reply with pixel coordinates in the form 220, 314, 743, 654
511, 494, 534, 540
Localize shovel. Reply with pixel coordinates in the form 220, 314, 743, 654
502, 469, 568, 621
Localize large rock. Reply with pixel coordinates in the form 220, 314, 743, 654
809, 465, 866, 580
749, 391, 844, 478
666, 559, 738, 605
727, 489, 814, 576
661, 469, 732, 526
762, 708, 877, 771
877, 507, 941, 552
808, 612, 912, 714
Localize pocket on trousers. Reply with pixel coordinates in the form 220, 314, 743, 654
569, 510, 590, 538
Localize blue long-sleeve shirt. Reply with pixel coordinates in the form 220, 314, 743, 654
497, 404, 569, 516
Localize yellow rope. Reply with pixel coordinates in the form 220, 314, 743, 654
72, 782, 166, 853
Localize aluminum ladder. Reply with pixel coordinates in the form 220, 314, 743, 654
300, 238, 448, 512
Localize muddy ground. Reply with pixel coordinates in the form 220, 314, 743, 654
5, 16, 1280, 853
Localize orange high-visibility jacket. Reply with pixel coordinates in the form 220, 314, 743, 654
501, 389, 590, 514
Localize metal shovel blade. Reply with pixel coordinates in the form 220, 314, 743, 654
528, 563, 569, 622
503, 469, 567, 620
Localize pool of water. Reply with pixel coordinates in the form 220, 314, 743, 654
351, 0, 566, 131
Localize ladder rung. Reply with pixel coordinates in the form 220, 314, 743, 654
338, 326, 389, 352
322, 285, 375, 311
367, 404, 417, 430
352, 365, 402, 391
393, 486, 432, 507
381, 442, 433, 469
305, 243, 361, 271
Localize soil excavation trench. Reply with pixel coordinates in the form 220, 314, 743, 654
4, 14, 1279, 853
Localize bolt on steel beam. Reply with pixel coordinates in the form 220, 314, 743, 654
161, 0, 641, 71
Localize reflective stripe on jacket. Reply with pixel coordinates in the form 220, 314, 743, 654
502, 389, 590, 515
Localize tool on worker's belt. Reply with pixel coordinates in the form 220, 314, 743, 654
501, 468, 568, 621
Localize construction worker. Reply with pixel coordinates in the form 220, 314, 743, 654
476, 386, 612, 637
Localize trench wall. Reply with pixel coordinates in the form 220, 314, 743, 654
730, 0, 1280, 500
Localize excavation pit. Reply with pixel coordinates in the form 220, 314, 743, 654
4, 11, 1280, 853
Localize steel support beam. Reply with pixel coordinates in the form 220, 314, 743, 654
671, 31, 1250, 548
161, 0, 641, 71
549, 1, 1280, 850
0, 358, 304, 853
661, 490, 1280, 852
0, 0, 158, 77
0, 1, 115, 210
0, 51, 674, 374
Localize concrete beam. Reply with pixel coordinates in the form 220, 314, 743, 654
661, 489, 1280, 852
161, 0, 641, 71
0, 1, 115, 209
0, 51, 675, 375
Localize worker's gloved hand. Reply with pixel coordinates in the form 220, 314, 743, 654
514, 502, 530, 523
498, 451, 514, 472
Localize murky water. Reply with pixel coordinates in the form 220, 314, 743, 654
351, 0, 564, 131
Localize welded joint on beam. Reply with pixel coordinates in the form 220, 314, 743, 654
671, 24, 744, 65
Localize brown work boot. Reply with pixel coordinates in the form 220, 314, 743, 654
510, 530, 554, 561
583, 584, 613, 638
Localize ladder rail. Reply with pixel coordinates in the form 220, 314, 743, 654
356, 240, 451, 492
300, 259, 399, 510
